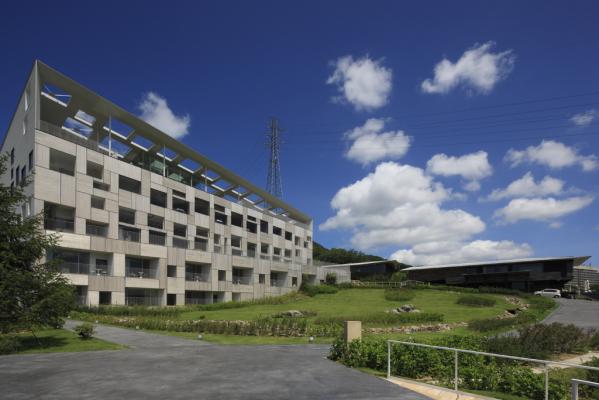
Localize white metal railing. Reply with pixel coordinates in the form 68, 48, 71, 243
571, 378, 599, 400
387, 340, 599, 400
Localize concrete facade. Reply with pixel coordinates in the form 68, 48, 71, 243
1, 61, 319, 306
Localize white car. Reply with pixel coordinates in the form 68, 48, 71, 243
534, 288, 561, 298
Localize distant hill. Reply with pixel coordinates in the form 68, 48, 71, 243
313, 242, 383, 264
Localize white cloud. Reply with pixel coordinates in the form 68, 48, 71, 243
494, 196, 594, 224
320, 161, 530, 266
344, 118, 411, 165
571, 109, 598, 126
421, 42, 515, 95
139, 92, 190, 139
426, 151, 493, 191
391, 240, 533, 266
505, 140, 598, 172
485, 172, 564, 201
327, 55, 392, 111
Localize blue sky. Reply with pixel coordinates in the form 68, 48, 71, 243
1, 1, 598, 265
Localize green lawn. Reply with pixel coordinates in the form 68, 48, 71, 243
178, 288, 514, 325
3, 329, 125, 355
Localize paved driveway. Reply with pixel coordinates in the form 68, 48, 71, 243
0, 322, 427, 400
543, 298, 599, 330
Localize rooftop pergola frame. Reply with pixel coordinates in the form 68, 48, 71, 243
33, 61, 311, 224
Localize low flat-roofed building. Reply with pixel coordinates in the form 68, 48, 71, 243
403, 256, 591, 292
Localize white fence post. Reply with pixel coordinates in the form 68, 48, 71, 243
571, 380, 578, 400
544, 364, 549, 400
387, 341, 391, 379
454, 349, 459, 396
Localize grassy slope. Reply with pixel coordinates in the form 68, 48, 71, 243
178, 289, 514, 325
6, 329, 125, 354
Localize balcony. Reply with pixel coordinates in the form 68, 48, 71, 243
58, 261, 90, 275
185, 272, 209, 282
270, 279, 285, 287
44, 217, 75, 232
194, 238, 208, 251
119, 225, 140, 242
125, 257, 158, 279
148, 231, 166, 246
86, 222, 108, 237
172, 237, 188, 249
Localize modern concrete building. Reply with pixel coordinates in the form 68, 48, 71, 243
1, 61, 320, 306
403, 256, 591, 292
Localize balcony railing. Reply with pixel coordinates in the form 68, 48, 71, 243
148, 231, 166, 246
125, 296, 161, 306
86, 224, 108, 237
272, 255, 281, 262
185, 272, 209, 282
119, 226, 140, 242
126, 267, 158, 279
233, 277, 252, 285
194, 240, 208, 251
58, 262, 90, 275
172, 237, 188, 249
44, 217, 75, 232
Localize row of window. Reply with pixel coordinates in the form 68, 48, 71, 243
9, 148, 33, 188
45, 148, 311, 244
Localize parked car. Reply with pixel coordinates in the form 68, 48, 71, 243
534, 288, 561, 298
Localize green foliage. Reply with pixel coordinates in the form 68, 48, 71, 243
0, 334, 21, 355
390, 271, 408, 282
329, 335, 569, 400
325, 272, 337, 285
0, 154, 75, 333
384, 289, 415, 302
313, 242, 384, 264
486, 323, 596, 359
457, 295, 497, 307
468, 313, 536, 332
192, 292, 305, 311
74, 323, 95, 339
314, 311, 443, 326
300, 283, 338, 297
77, 305, 182, 318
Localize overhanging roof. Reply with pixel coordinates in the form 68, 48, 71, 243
403, 256, 591, 271
33, 61, 311, 224
319, 259, 394, 268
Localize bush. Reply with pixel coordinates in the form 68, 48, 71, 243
314, 312, 443, 326
192, 292, 305, 311
300, 283, 338, 297
76, 305, 181, 318
486, 323, 595, 359
325, 272, 337, 285
456, 295, 496, 307
384, 289, 415, 302
0, 335, 21, 355
74, 323, 95, 339
468, 312, 536, 332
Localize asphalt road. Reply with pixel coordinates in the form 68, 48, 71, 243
0, 322, 427, 400
542, 298, 599, 330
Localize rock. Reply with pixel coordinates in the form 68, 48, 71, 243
280, 310, 304, 318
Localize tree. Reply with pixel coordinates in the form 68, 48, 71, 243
0, 154, 74, 334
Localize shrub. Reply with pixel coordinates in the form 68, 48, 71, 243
467, 312, 536, 332
384, 289, 415, 302
192, 292, 305, 311
456, 295, 496, 307
300, 284, 338, 297
74, 323, 95, 339
486, 323, 594, 359
0, 335, 21, 355
76, 305, 181, 318
314, 312, 443, 326
325, 272, 337, 285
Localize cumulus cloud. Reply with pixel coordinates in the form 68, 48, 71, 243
485, 172, 564, 201
139, 92, 190, 139
505, 140, 598, 171
344, 118, 411, 165
426, 151, 492, 191
327, 55, 392, 111
571, 109, 597, 126
494, 196, 594, 225
421, 42, 515, 95
320, 161, 530, 266
391, 240, 533, 266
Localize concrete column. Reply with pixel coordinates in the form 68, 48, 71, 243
344, 321, 362, 344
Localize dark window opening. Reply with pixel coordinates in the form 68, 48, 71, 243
28, 150, 33, 170
246, 221, 257, 234
86, 161, 103, 179
172, 196, 189, 214
91, 196, 105, 209
149, 230, 166, 246
147, 214, 164, 229
173, 223, 187, 237
195, 198, 210, 215
167, 293, 177, 306
86, 220, 108, 237
167, 265, 177, 278
99, 291, 111, 305
49, 148, 76, 176
260, 220, 268, 233
119, 207, 135, 225
150, 189, 167, 208
231, 212, 243, 228
215, 211, 227, 225
218, 270, 226, 281
119, 175, 141, 194
285, 231, 292, 241
273, 226, 282, 236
